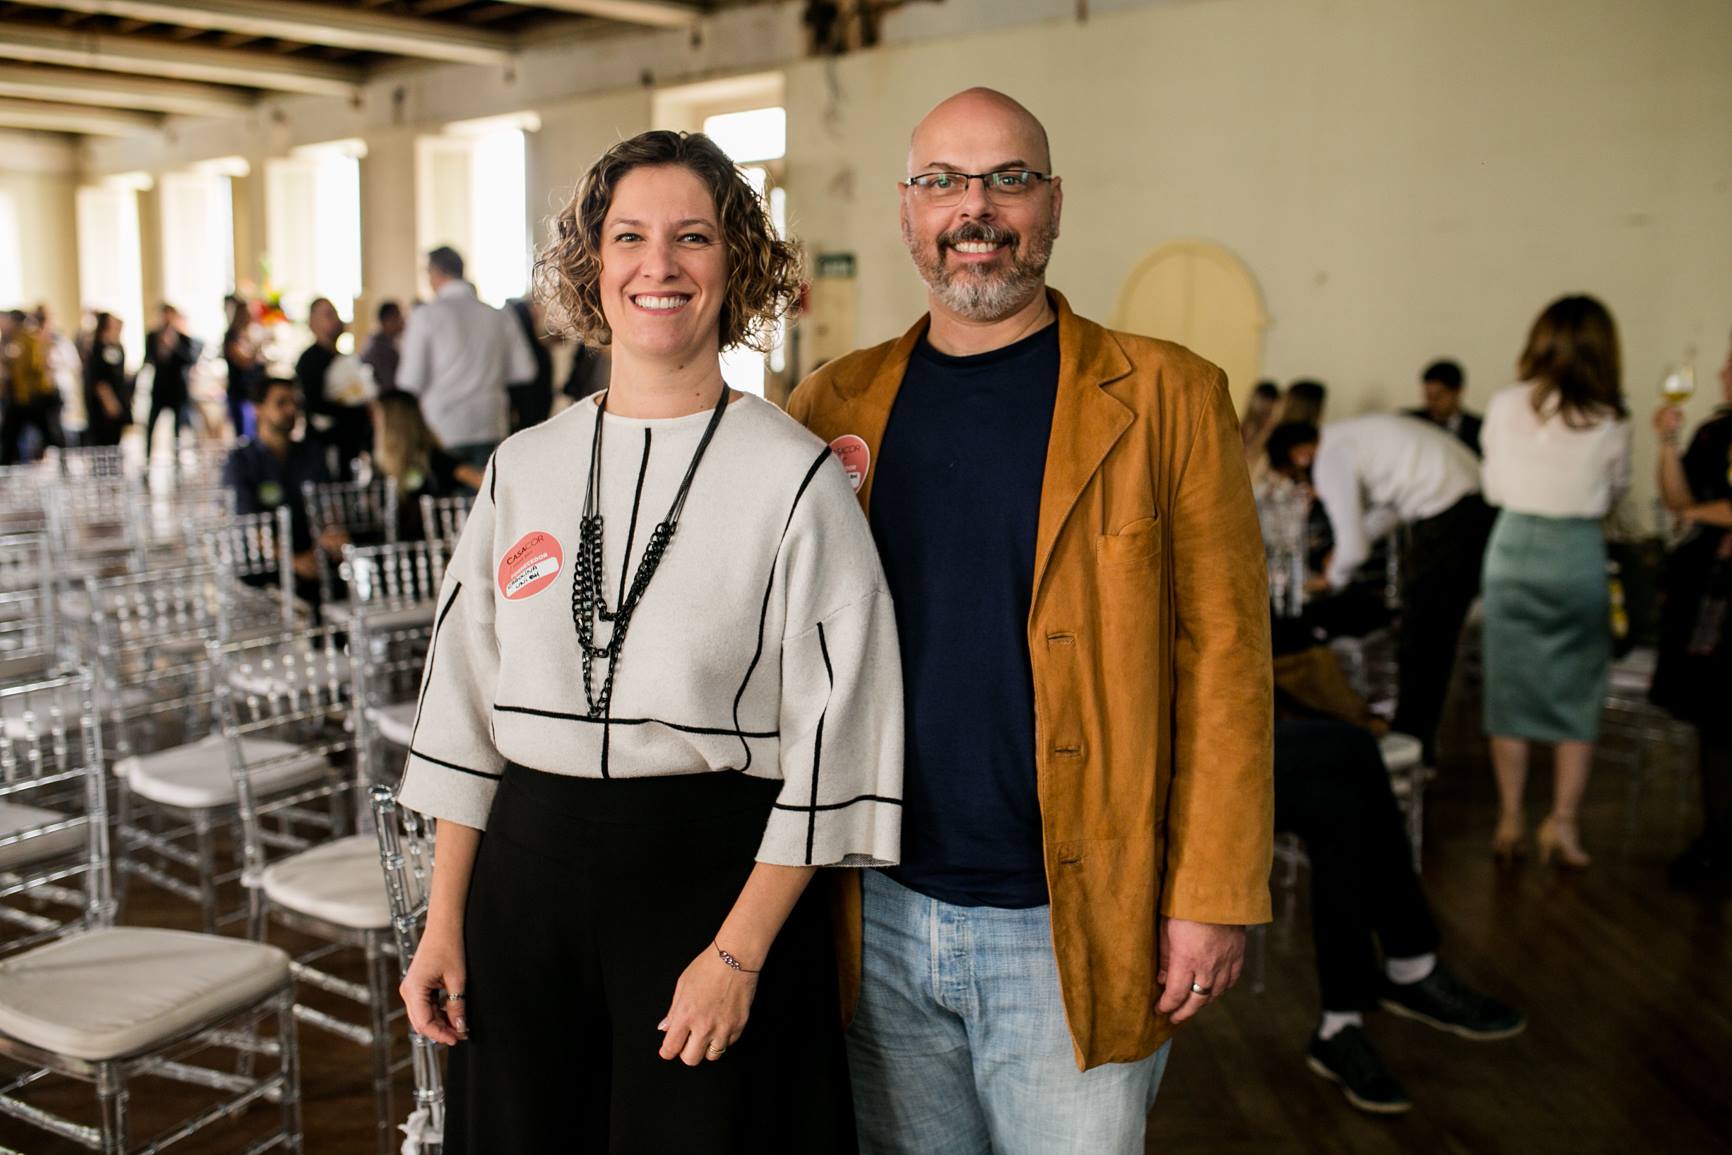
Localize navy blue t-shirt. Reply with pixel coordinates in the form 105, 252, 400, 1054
871, 322, 1060, 908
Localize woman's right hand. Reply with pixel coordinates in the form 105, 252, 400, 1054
1653, 404, 1684, 442
401, 923, 469, 1046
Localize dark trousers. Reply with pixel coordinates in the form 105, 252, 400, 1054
144, 395, 190, 459
448, 765, 856, 1154
1697, 734, 1732, 853
1275, 720, 1440, 1013
0, 400, 65, 464
1393, 493, 1494, 759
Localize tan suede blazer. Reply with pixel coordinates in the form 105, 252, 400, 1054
787, 290, 1274, 1070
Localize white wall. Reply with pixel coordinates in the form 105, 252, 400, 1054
784, 0, 1732, 520
0, 132, 79, 326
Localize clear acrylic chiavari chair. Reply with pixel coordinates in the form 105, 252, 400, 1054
370, 785, 444, 1155
185, 506, 299, 641
0, 671, 305, 1155
213, 626, 410, 1155
0, 531, 59, 680
303, 479, 398, 611
83, 566, 338, 933
418, 494, 472, 549
352, 611, 433, 776
326, 539, 446, 634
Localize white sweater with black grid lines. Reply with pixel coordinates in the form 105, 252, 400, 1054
395, 394, 903, 868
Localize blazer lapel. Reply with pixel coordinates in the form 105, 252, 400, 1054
1032, 291, 1135, 595
836, 316, 926, 513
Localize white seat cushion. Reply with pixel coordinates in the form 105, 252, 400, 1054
0, 927, 289, 1061
369, 702, 417, 748
0, 801, 84, 869
322, 600, 435, 631
261, 835, 389, 930
118, 734, 329, 810
1380, 732, 1424, 773
225, 644, 350, 698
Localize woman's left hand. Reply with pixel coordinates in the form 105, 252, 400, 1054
657, 947, 759, 1066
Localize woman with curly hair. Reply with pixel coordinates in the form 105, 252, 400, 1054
395, 130, 903, 1151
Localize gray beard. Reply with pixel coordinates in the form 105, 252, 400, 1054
906, 224, 1057, 323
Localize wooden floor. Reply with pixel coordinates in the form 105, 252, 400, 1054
5, 714, 1729, 1153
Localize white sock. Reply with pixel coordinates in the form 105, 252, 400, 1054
1319, 1011, 1363, 1040
1385, 953, 1437, 985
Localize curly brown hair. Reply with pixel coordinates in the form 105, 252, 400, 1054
534, 130, 800, 353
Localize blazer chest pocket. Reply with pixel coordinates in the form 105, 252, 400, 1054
1096, 515, 1162, 570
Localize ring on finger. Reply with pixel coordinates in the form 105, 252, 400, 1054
706, 1041, 727, 1057
439, 991, 466, 1003
1189, 981, 1213, 997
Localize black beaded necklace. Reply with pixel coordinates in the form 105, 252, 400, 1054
571, 386, 730, 719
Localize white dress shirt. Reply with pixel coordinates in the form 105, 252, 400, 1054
1313, 413, 1483, 589
1480, 383, 1631, 518
396, 280, 536, 448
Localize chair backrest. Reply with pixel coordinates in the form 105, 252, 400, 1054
350, 620, 433, 795
0, 671, 111, 959
210, 627, 354, 889
303, 479, 398, 546
82, 564, 221, 664
0, 531, 58, 676
53, 444, 129, 481
344, 539, 446, 619
186, 507, 296, 638
369, 784, 445, 1143
46, 477, 149, 574
419, 493, 473, 547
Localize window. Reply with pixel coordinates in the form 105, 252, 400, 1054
0, 191, 21, 310
419, 113, 535, 307
267, 140, 364, 328
75, 177, 146, 368
159, 168, 234, 348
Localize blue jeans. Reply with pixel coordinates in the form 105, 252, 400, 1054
848, 870, 1171, 1155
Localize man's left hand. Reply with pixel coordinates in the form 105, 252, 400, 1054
1155, 917, 1245, 1024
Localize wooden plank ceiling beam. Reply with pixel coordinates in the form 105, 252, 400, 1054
0, 24, 364, 95
2, 0, 517, 65
0, 62, 253, 115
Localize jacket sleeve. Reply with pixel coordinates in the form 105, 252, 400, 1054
395, 456, 505, 828
1162, 371, 1275, 925
755, 451, 903, 868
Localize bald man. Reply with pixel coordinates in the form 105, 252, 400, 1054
788, 89, 1274, 1152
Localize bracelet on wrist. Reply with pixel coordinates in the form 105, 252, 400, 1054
713, 940, 761, 974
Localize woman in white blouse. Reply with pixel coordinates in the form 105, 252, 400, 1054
393, 132, 902, 1151
1480, 295, 1631, 869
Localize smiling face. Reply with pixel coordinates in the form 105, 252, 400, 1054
597, 165, 727, 365
900, 89, 1062, 324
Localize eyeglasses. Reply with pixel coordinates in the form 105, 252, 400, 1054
900, 170, 1054, 205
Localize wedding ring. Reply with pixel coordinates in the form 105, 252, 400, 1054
706, 1042, 726, 1057
1189, 982, 1212, 997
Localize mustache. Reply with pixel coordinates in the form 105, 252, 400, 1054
939, 221, 1018, 250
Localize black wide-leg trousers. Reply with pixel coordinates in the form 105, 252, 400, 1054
1393, 493, 1494, 762
1274, 720, 1441, 1013
446, 764, 856, 1154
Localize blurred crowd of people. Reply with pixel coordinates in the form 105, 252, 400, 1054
0, 242, 612, 477
1236, 298, 1732, 1110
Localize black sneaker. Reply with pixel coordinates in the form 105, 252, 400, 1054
1379, 964, 1526, 1040
1306, 1026, 1413, 1115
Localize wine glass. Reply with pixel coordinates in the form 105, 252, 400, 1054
1661, 364, 1695, 404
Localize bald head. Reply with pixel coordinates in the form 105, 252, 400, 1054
908, 87, 1051, 176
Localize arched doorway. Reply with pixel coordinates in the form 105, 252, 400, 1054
1113, 240, 1270, 406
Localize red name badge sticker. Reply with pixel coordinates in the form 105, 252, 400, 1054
498, 532, 563, 601
829, 434, 870, 493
